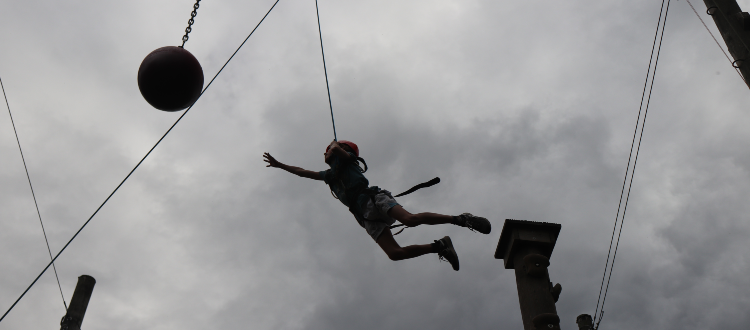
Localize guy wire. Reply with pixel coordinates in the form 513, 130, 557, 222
0, 0, 281, 322
593, 0, 671, 327
1, 76, 68, 310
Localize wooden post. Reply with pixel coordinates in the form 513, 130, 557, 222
576, 314, 594, 330
495, 219, 562, 330
703, 0, 750, 89
60, 275, 96, 330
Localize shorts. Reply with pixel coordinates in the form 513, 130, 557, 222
353, 190, 400, 241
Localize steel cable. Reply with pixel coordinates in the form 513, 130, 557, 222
0, 0, 281, 322
1, 76, 68, 311
593, 0, 671, 328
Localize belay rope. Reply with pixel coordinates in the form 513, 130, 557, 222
313, 1, 440, 235
314, 0, 337, 141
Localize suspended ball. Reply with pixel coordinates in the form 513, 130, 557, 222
138, 46, 204, 111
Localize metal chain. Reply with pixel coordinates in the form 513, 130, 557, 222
180, 0, 201, 48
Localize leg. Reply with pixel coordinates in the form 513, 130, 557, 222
375, 227, 433, 261
388, 205, 492, 234
387, 205, 453, 227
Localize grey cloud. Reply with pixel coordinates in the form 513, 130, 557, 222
2, 0, 750, 330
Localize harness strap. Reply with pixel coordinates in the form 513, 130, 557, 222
352, 177, 442, 236
393, 177, 440, 197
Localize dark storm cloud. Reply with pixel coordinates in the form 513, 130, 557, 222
2, 0, 750, 330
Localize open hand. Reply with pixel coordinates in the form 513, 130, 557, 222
263, 152, 282, 168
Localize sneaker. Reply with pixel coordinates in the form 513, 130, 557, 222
453, 213, 491, 234
435, 236, 459, 271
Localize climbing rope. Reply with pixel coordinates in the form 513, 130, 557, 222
314, 0, 337, 141
684, 0, 746, 85
0, 0, 281, 322
1, 76, 68, 311
180, 0, 202, 48
593, 1, 671, 328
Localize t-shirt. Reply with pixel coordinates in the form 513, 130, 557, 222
319, 152, 370, 212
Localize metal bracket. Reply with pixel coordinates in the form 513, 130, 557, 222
532, 313, 561, 330
549, 282, 562, 303
522, 254, 550, 277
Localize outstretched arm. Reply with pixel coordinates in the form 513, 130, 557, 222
264, 152, 323, 181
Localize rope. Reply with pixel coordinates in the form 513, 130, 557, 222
685, 0, 747, 85
314, 0, 337, 141
1, 77, 68, 311
593, 0, 671, 328
0, 0, 281, 322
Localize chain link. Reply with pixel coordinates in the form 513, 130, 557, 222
180, 0, 201, 48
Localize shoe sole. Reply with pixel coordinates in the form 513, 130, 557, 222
463, 214, 492, 234
475, 217, 491, 234
441, 236, 460, 271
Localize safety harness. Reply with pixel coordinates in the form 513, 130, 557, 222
344, 177, 440, 236
328, 155, 441, 235
349, 177, 441, 236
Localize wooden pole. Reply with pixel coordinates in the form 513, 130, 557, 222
60, 275, 96, 330
703, 0, 750, 89
495, 219, 562, 330
576, 314, 594, 330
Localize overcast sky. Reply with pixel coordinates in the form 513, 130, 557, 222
2, 0, 750, 329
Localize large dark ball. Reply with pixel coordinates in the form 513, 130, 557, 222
138, 46, 204, 111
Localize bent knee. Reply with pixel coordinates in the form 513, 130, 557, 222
399, 214, 419, 226
385, 249, 406, 261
